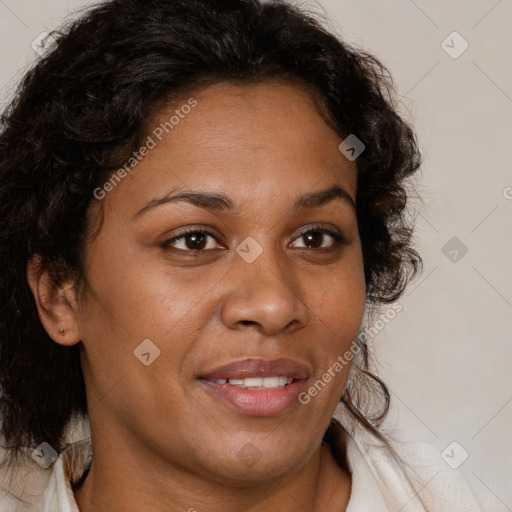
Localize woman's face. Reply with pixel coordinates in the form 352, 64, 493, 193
75, 80, 366, 484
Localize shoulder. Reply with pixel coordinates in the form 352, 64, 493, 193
332, 407, 484, 511
350, 428, 484, 511
0, 445, 52, 512
0, 415, 91, 512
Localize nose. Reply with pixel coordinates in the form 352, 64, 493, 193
220, 249, 310, 336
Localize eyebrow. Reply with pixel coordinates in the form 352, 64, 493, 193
133, 184, 356, 219
294, 184, 356, 212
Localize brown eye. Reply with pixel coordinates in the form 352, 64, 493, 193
291, 228, 345, 249
183, 232, 208, 250
161, 229, 221, 252
302, 231, 323, 248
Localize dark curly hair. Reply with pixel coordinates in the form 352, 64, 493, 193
0, 0, 421, 467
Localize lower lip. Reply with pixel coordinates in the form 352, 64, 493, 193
200, 379, 307, 416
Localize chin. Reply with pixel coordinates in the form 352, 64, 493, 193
197, 436, 317, 486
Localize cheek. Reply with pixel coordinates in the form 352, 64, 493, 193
302, 253, 366, 407
307, 253, 366, 339
305, 263, 365, 403
77, 245, 216, 373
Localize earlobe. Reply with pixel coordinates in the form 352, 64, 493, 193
26, 254, 81, 347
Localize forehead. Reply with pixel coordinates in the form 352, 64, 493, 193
99, 80, 357, 219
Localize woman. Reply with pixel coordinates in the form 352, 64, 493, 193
0, 0, 482, 510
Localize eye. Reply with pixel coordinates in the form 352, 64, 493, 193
290, 227, 345, 249
161, 226, 346, 253
161, 228, 222, 252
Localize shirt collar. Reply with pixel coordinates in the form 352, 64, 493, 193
36, 438, 92, 512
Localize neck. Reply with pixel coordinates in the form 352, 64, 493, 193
73, 436, 351, 512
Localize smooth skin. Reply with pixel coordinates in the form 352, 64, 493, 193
27, 80, 366, 511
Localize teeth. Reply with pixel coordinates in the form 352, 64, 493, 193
222, 376, 294, 389
263, 377, 279, 388
244, 377, 263, 387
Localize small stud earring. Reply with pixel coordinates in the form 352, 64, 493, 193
59, 328, 65, 335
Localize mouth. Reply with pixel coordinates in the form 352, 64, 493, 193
199, 358, 310, 417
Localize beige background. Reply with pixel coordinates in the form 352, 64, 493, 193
0, 0, 510, 508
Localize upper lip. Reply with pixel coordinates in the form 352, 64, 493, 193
200, 358, 310, 380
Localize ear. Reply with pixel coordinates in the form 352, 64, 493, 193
26, 254, 81, 346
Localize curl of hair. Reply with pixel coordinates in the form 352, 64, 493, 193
0, 0, 422, 465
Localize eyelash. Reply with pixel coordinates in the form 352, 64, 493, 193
160, 225, 347, 253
